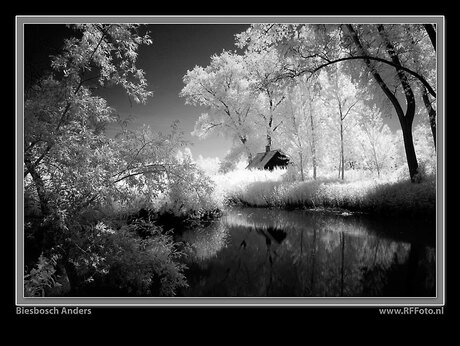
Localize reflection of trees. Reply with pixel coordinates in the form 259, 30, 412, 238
358, 241, 435, 297
180, 222, 229, 261
340, 232, 345, 296
405, 241, 436, 296
178, 207, 435, 297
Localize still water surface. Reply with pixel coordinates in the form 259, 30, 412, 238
176, 207, 436, 297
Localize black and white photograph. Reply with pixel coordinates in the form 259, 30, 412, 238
16, 15, 444, 310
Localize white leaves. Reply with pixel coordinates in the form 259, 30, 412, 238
95, 222, 115, 235
50, 24, 153, 103
191, 113, 212, 139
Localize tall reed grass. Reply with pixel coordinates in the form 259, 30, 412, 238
210, 167, 436, 217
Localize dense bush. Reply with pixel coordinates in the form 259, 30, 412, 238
24, 220, 188, 297
86, 221, 188, 296
24, 253, 62, 297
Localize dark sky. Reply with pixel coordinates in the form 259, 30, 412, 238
24, 23, 250, 160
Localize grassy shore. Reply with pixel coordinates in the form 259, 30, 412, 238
210, 168, 436, 218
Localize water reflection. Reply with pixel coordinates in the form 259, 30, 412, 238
176, 208, 436, 297
180, 223, 229, 261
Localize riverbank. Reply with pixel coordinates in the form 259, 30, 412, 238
211, 168, 437, 218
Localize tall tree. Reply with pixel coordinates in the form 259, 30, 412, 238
24, 24, 153, 217
180, 51, 256, 161
306, 79, 324, 180
319, 66, 363, 180
278, 74, 326, 180
281, 83, 308, 180
244, 48, 288, 151
403, 24, 437, 148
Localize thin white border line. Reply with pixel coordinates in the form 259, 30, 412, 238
17, 22, 442, 25
16, 17, 444, 307
15, 19, 444, 306
15, 16, 18, 307
16, 16, 21, 306
15, 14, 443, 24
441, 16, 445, 306
15, 15, 445, 18
16, 303, 445, 307
22, 296, 436, 299
17, 23, 441, 25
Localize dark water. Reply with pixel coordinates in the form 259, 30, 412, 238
175, 207, 436, 297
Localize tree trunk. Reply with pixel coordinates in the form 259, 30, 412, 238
377, 24, 419, 182
369, 138, 381, 178
240, 136, 253, 162
374, 150, 381, 178
62, 255, 80, 295
423, 24, 436, 51
299, 152, 304, 181
312, 159, 317, 180
309, 107, 317, 180
344, 24, 419, 182
337, 155, 341, 179
422, 86, 437, 149
401, 117, 419, 181
407, 29, 436, 149
340, 119, 345, 180
24, 158, 50, 217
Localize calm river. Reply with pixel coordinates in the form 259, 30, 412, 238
175, 207, 436, 297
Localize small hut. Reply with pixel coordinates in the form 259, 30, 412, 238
246, 146, 290, 171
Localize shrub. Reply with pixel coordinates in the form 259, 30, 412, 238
24, 253, 62, 297
31, 221, 189, 297
95, 224, 188, 296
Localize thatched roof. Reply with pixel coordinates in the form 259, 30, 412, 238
246, 149, 289, 170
